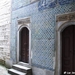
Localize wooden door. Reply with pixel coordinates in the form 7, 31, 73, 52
19, 27, 29, 63
62, 25, 75, 75
73, 25, 75, 72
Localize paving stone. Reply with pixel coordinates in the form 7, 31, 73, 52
0, 65, 10, 75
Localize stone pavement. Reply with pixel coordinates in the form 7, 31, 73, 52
0, 65, 10, 75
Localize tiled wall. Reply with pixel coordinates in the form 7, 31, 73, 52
11, 0, 75, 70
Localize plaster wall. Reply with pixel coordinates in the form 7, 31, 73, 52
0, 0, 11, 61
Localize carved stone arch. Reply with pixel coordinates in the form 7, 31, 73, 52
55, 21, 75, 75
17, 17, 31, 64
58, 21, 75, 32
18, 24, 30, 32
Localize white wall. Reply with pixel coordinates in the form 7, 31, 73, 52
0, 0, 11, 61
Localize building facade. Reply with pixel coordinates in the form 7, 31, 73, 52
10, 0, 75, 75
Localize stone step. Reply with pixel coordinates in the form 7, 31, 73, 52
18, 62, 31, 68
8, 69, 26, 75
12, 64, 31, 73
8, 62, 32, 75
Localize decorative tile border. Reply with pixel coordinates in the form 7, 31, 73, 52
58, 0, 75, 5
38, 0, 75, 10
38, 0, 56, 10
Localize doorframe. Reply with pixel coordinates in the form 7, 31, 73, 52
55, 21, 75, 75
17, 17, 31, 65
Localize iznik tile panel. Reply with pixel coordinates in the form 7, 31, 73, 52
38, 0, 56, 10
11, 0, 75, 71
38, 0, 75, 11
58, 0, 75, 5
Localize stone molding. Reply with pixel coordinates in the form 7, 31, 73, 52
56, 12, 75, 22
18, 18, 31, 25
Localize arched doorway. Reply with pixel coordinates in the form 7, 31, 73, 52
61, 25, 75, 75
19, 27, 29, 63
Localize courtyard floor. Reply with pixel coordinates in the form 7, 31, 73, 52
0, 65, 10, 75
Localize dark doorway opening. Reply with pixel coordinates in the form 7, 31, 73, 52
62, 25, 75, 75
19, 27, 29, 63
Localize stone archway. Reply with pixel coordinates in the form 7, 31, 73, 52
17, 18, 31, 64
55, 20, 75, 75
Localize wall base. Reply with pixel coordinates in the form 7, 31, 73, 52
32, 66, 54, 75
